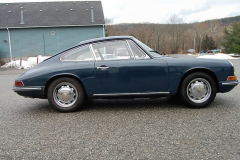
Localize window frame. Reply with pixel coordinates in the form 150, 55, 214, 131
90, 40, 139, 61
127, 40, 150, 59
60, 44, 96, 62
60, 39, 152, 62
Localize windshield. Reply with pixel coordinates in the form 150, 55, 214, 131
133, 38, 162, 58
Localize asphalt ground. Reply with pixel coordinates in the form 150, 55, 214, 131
0, 55, 240, 159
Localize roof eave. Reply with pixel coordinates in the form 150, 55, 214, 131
0, 24, 105, 29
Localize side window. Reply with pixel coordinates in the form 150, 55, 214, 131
128, 40, 150, 59
92, 40, 132, 60
61, 45, 94, 61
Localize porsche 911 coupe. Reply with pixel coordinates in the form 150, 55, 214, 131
13, 36, 238, 112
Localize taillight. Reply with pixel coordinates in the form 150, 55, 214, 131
15, 81, 24, 86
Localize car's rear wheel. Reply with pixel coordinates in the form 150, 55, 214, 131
179, 72, 217, 108
47, 77, 84, 112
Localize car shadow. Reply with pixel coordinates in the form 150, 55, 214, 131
83, 97, 185, 111
20, 97, 185, 114
21, 96, 234, 114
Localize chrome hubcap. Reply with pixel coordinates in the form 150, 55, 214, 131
53, 82, 78, 108
187, 78, 211, 103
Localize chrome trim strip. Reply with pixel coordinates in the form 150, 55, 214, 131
93, 92, 170, 96
60, 59, 95, 62
13, 86, 42, 91
222, 82, 239, 86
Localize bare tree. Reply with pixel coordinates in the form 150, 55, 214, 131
105, 18, 115, 36
193, 22, 208, 52
167, 15, 186, 54
105, 18, 113, 25
209, 20, 221, 35
209, 20, 223, 48
154, 25, 168, 53
126, 24, 155, 47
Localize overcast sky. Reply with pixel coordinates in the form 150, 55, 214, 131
1, 0, 240, 24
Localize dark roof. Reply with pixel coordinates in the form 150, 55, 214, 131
0, 1, 105, 29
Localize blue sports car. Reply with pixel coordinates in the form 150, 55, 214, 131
13, 36, 238, 112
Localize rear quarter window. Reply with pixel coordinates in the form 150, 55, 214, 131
61, 45, 94, 61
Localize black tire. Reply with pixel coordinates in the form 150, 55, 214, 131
47, 77, 85, 112
179, 72, 217, 108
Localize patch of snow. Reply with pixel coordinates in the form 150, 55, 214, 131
38, 55, 51, 62
1, 55, 51, 69
1, 60, 32, 69
228, 53, 240, 57
27, 57, 38, 66
197, 53, 239, 60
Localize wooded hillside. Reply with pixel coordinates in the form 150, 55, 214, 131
105, 15, 240, 54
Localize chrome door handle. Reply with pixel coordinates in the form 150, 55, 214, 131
96, 66, 109, 69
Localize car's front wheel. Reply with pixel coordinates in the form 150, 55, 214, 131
179, 72, 217, 108
47, 77, 84, 112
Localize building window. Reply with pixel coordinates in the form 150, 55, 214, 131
51, 31, 55, 35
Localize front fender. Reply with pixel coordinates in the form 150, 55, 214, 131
164, 57, 233, 95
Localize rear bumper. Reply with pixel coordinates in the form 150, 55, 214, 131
13, 86, 45, 98
218, 80, 239, 93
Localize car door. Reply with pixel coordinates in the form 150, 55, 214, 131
92, 40, 169, 94
60, 45, 106, 95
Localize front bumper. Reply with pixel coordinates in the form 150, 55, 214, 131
13, 86, 45, 98
218, 80, 239, 93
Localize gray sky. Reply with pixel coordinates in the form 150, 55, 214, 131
1, 0, 240, 24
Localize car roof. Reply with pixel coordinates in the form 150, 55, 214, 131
79, 36, 134, 45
